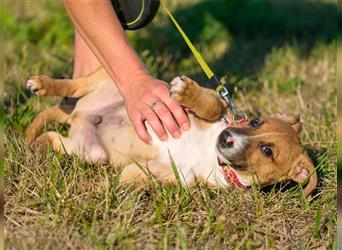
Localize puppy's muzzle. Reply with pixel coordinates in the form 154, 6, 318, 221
218, 131, 234, 148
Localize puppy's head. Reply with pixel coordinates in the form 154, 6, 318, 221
216, 114, 317, 196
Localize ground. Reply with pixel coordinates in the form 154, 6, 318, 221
4, 1, 338, 249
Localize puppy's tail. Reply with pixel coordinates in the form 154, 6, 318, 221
25, 105, 72, 144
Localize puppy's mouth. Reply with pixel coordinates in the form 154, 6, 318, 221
216, 149, 251, 188
216, 130, 248, 171
216, 147, 232, 165
216, 148, 244, 169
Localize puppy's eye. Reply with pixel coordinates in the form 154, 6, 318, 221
261, 145, 273, 157
249, 118, 262, 127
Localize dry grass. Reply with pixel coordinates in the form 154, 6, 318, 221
4, 1, 337, 249
4, 138, 337, 249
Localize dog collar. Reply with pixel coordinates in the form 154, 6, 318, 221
224, 116, 248, 127
217, 158, 247, 189
218, 118, 249, 188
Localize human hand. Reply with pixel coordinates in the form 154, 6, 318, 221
121, 75, 190, 144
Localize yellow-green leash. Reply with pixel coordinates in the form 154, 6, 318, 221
161, 1, 247, 122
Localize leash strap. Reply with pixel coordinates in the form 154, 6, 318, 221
161, 1, 214, 80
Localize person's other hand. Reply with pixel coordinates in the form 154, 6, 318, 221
121, 75, 190, 144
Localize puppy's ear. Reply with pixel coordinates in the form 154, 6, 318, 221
275, 113, 302, 133
287, 153, 317, 197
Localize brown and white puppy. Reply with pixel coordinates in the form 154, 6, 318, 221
25, 67, 317, 196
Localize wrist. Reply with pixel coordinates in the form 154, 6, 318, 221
116, 71, 152, 97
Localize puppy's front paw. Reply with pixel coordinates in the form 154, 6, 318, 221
26, 75, 53, 96
170, 76, 200, 105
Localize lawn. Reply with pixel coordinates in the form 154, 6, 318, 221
4, 1, 338, 249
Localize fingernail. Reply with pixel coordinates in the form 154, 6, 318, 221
182, 123, 190, 131
173, 130, 181, 138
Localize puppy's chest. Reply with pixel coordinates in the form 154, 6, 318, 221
151, 119, 226, 182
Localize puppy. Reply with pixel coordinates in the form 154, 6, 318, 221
25, 67, 317, 196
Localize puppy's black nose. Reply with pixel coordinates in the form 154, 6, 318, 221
219, 131, 234, 148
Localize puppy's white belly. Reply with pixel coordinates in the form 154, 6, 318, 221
73, 79, 123, 115
150, 118, 227, 186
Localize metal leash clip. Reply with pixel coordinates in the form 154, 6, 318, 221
216, 84, 248, 124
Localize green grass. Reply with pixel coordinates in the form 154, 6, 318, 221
4, 1, 338, 249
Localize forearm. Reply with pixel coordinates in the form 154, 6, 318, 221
63, 0, 190, 143
63, 0, 148, 96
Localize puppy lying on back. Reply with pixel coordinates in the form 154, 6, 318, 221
25, 68, 317, 196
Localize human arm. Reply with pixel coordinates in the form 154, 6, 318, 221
63, 0, 190, 143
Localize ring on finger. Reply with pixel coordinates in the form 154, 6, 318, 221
150, 100, 158, 109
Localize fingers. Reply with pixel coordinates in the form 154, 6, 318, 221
126, 79, 191, 144
151, 101, 181, 138
131, 101, 183, 143
158, 91, 190, 131
131, 113, 152, 144
166, 99, 190, 131
142, 104, 170, 141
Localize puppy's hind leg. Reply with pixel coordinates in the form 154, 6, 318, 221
120, 162, 175, 186
34, 130, 108, 164
25, 106, 71, 144
33, 131, 72, 154
26, 67, 107, 98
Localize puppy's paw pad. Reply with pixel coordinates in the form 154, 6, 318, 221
26, 75, 51, 96
170, 76, 197, 101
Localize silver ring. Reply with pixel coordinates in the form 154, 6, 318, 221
150, 100, 158, 109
